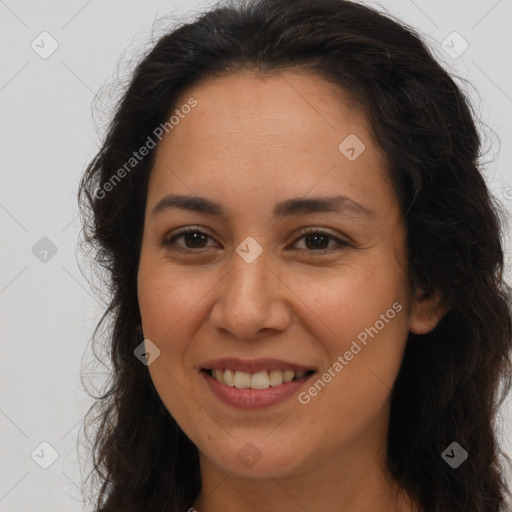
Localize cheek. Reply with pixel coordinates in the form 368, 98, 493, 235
137, 264, 210, 426
137, 262, 210, 342
290, 259, 410, 408
287, 258, 409, 346
296, 265, 410, 416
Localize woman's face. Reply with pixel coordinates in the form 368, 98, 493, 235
137, 70, 439, 479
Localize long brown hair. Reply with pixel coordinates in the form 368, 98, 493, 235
78, 0, 512, 510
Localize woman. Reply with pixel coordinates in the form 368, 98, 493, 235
78, 0, 512, 511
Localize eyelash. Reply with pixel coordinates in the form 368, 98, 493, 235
161, 227, 350, 255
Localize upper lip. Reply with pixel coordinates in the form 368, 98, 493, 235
201, 357, 315, 374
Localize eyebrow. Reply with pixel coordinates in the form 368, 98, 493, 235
151, 193, 375, 219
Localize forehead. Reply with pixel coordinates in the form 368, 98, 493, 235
147, 69, 395, 218
164, 69, 372, 151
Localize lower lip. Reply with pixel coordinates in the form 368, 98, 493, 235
202, 370, 314, 409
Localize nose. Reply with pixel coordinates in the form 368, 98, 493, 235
209, 249, 292, 340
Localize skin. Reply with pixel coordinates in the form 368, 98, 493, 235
137, 70, 446, 512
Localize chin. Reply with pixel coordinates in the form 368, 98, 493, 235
200, 435, 311, 479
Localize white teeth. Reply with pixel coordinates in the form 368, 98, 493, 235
223, 369, 235, 387
210, 369, 310, 389
234, 371, 251, 388
268, 370, 283, 386
212, 369, 224, 383
283, 370, 295, 382
250, 371, 269, 389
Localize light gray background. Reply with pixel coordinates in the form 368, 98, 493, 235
1, 0, 511, 510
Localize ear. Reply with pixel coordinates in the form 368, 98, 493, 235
409, 283, 449, 335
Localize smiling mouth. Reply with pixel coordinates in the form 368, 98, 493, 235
202, 368, 316, 389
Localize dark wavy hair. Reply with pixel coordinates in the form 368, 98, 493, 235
77, 0, 512, 511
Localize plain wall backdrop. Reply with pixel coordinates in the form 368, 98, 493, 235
1, 0, 512, 510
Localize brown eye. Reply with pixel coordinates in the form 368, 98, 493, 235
162, 229, 217, 251
292, 229, 350, 254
